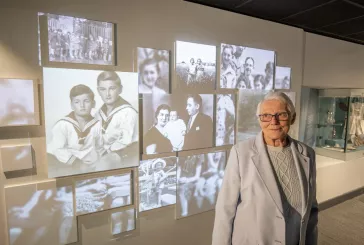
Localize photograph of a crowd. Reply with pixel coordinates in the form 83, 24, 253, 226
275, 66, 291, 89
137, 47, 170, 94
216, 94, 236, 146
142, 93, 214, 154
139, 157, 177, 212
43, 68, 139, 178
47, 14, 114, 65
220, 44, 275, 90
5, 184, 77, 245
175, 41, 216, 92
176, 150, 226, 219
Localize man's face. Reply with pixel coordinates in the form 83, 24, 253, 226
186, 98, 199, 116
157, 109, 169, 127
170, 111, 178, 121
259, 100, 292, 141
222, 48, 233, 67
71, 94, 94, 117
97, 80, 121, 105
142, 64, 158, 88
244, 59, 254, 76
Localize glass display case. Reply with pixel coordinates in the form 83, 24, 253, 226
315, 89, 364, 161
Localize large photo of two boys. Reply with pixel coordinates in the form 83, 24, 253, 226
43, 68, 139, 178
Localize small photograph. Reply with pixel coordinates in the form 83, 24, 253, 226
175, 41, 216, 92
46, 14, 114, 65
143, 93, 214, 154
139, 157, 177, 212
5, 183, 77, 245
1, 144, 33, 173
111, 209, 135, 235
237, 90, 268, 142
43, 68, 139, 178
216, 94, 236, 146
176, 151, 226, 219
0, 79, 37, 127
75, 173, 131, 215
275, 66, 291, 89
220, 43, 275, 90
137, 47, 169, 94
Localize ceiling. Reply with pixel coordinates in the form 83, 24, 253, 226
186, 0, 364, 45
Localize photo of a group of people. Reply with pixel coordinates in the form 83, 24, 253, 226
142, 93, 214, 154
175, 41, 216, 92
220, 44, 275, 90
139, 157, 177, 212
216, 94, 236, 146
43, 68, 139, 178
176, 150, 226, 219
137, 47, 170, 94
0, 79, 38, 127
5, 184, 77, 245
275, 66, 291, 89
46, 14, 114, 65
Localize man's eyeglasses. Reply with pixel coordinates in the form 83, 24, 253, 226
258, 112, 289, 122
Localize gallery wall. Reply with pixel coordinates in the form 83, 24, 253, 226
0, 0, 305, 245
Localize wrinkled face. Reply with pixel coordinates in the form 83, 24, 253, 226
97, 80, 121, 105
170, 111, 178, 121
157, 109, 169, 127
259, 99, 292, 141
71, 94, 94, 117
142, 63, 158, 88
244, 59, 254, 76
222, 48, 233, 67
186, 98, 199, 116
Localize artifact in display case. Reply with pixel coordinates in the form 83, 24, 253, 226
315, 89, 364, 161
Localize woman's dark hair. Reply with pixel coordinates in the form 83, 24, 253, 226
155, 104, 171, 120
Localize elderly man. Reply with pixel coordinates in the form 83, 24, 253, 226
212, 91, 318, 245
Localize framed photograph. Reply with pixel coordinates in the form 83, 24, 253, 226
43, 68, 139, 178
139, 157, 177, 212
0, 78, 39, 127
137, 47, 170, 94
39, 13, 115, 67
75, 172, 132, 215
274, 66, 291, 89
237, 90, 268, 142
216, 93, 236, 146
5, 181, 77, 245
1, 144, 33, 172
176, 150, 226, 219
142, 93, 214, 154
220, 43, 275, 90
175, 41, 216, 92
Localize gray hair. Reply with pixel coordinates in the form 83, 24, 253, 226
256, 91, 296, 119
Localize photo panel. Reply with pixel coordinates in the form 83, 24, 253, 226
40, 13, 115, 66
5, 182, 77, 245
137, 47, 170, 94
237, 90, 268, 142
139, 157, 177, 212
43, 68, 139, 178
1, 144, 33, 173
216, 94, 236, 146
176, 149, 227, 219
111, 209, 136, 235
75, 172, 132, 215
220, 43, 275, 90
142, 93, 214, 154
0, 78, 39, 127
175, 41, 216, 92
274, 66, 291, 89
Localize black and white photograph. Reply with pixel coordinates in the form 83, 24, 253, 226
176, 150, 226, 219
216, 94, 236, 146
220, 43, 275, 90
274, 66, 291, 89
143, 93, 214, 154
43, 68, 139, 178
75, 173, 131, 215
139, 157, 177, 212
5, 183, 77, 245
175, 41, 216, 92
1, 144, 33, 173
111, 209, 135, 235
137, 47, 169, 94
46, 14, 114, 65
0, 79, 38, 127
237, 90, 268, 142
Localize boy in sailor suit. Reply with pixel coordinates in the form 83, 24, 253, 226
47, 85, 102, 174
96, 71, 138, 160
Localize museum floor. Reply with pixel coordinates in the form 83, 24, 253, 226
318, 195, 364, 244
